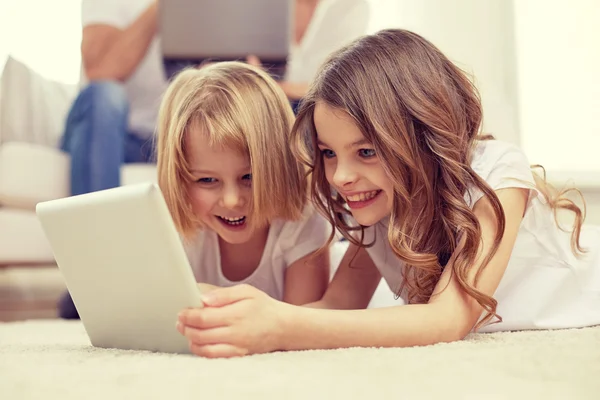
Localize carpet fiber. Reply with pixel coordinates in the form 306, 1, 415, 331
1, 320, 599, 399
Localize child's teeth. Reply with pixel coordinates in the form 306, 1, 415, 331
219, 216, 245, 225
347, 191, 378, 202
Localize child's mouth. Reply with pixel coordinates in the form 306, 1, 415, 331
217, 215, 247, 228
345, 190, 382, 210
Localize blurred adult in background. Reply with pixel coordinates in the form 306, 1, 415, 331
56, 0, 370, 319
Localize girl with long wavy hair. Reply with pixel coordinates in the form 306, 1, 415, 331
175, 30, 600, 358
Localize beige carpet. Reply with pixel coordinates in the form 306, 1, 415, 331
1, 320, 599, 399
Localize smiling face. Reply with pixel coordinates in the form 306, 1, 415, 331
185, 127, 262, 244
157, 62, 309, 239
313, 102, 394, 226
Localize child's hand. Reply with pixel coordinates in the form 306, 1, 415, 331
197, 282, 219, 293
245, 55, 262, 69
177, 284, 289, 358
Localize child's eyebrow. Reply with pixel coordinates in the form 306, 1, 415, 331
190, 167, 251, 175
189, 169, 216, 175
317, 138, 371, 150
348, 139, 371, 148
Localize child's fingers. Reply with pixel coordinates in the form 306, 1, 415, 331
201, 284, 258, 307
197, 282, 218, 293
179, 325, 232, 347
190, 343, 248, 358
178, 307, 228, 329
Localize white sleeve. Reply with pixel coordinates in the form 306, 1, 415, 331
287, 0, 371, 83
487, 142, 535, 190
81, 0, 147, 29
279, 207, 333, 267
467, 141, 537, 208
305, 0, 370, 51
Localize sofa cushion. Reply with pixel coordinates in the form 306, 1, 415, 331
121, 164, 157, 186
0, 208, 55, 264
0, 141, 159, 210
0, 56, 77, 147
0, 142, 70, 209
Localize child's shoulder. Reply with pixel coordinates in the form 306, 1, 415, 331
276, 203, 327, 231
470, 139, 532, 181
471, 139, 528, 170
466, 139, 535, 208
272, 203, 332, 245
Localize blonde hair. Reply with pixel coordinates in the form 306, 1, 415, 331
292, 29, 585, 329
156, 62, 306, 238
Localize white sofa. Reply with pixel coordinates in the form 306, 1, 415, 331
0, 56, 157, 266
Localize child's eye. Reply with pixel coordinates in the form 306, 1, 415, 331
320, 149, 336, 159
242, 173, 252, 181
358, 148, 376, 158
196, 177, 216, 184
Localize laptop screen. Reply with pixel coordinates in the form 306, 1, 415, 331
160, 0, 292, 80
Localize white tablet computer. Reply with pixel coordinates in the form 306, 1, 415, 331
36, 183, 202, 354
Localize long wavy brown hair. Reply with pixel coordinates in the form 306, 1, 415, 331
292, 29, 586, 329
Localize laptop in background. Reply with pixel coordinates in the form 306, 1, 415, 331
160, 0, 293, 80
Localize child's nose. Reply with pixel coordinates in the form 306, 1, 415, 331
221, 187, 245, 209
332, 162, 359, 187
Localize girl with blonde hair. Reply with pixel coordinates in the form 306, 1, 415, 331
175, 30, 600, 357
157, 62, 331, 338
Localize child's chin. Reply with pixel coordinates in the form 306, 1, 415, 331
352, 211, 388, 227
218, 233, 249, 245
352, 215, 378, 227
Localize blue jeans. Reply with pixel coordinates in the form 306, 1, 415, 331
57, 81, 154, 319
60, 81, 154, 196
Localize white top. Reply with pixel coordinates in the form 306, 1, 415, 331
357, 140, 600, 332
285, 0, 371, 84
81, 0, 168, 137
184, 206, 331, 301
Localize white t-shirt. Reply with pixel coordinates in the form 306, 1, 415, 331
81, 0, 168, 137
184, 206, 331, 301
285, 0, 371, 84
355, 140, 600, 332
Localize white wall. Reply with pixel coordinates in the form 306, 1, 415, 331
3, 0, 599, 177
369, 0, 600, 176
513, 0, 600, 174
0, 0, 82, 84
367, 0, 600, 223
366, 0, 520, 145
